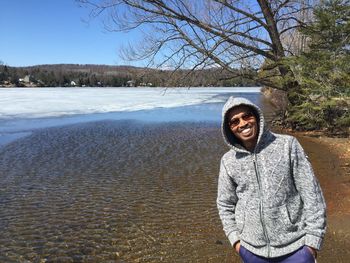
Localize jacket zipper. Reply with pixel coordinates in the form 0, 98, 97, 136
253, 153, 271, 257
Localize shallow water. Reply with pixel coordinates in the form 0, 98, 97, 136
1, 122, 349, 262
0, 121, 236, 262
3, 90, 347, 262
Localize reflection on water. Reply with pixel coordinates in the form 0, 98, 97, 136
0, 93, 275, 262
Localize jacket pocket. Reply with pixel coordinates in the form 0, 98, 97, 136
264, 203, 303, 246
240, 203, 267, 246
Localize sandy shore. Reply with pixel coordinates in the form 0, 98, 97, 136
293, 133, 350, 263
0, 121, 348, 262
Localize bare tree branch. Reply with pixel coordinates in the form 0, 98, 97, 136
77, 0, 316, 90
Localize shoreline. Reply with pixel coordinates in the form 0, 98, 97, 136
293, 132, 350, 263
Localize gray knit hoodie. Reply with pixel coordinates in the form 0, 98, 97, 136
217, 97, 326, 258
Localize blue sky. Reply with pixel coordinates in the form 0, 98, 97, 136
0, 0, 141, 67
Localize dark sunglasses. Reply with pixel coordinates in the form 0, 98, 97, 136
228, 112, 255, 128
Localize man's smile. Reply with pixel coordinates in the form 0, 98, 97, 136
239, 126, 253, 136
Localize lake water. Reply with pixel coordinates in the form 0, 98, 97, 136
0, 87, 274, 147
0, 87, 276, 262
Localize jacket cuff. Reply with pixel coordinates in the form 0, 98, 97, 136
228, 231, 240, 247
305, 234, 323, 250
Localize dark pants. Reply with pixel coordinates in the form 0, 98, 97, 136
239, 246, 315, 263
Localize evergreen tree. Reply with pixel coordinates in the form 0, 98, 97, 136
285, 0, 350, 134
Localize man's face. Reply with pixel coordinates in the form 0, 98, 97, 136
227, 105, 259, 150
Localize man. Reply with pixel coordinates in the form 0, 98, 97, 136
217, 97, 326, 263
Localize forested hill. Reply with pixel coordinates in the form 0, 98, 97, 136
0, 64, 259, 87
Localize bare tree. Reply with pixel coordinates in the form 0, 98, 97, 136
77, 0, 315, 90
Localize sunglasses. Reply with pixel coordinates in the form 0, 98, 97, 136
228, 112, 255, 128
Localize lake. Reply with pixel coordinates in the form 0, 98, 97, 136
0, 87, 274, 147
0, 87, 276, 262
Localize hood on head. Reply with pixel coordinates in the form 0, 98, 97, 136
221, 96, 265, 150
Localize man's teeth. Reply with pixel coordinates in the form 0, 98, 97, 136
241, 127, 251, 135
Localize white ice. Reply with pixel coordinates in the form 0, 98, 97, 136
0, 87, 261, 146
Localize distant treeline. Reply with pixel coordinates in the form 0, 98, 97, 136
0, 64, 259, 87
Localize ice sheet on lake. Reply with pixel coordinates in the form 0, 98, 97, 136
0, 87, 261, 146
0, 87, 260, 119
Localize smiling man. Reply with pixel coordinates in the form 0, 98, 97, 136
217, 97, 326, 263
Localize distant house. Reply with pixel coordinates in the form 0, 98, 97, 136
19, 75, 31, 83
127, 80, 135, 87
139, 82, 153, 87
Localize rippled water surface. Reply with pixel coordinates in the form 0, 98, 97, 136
0, 121, 241, 262
0, 89, 279, 262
